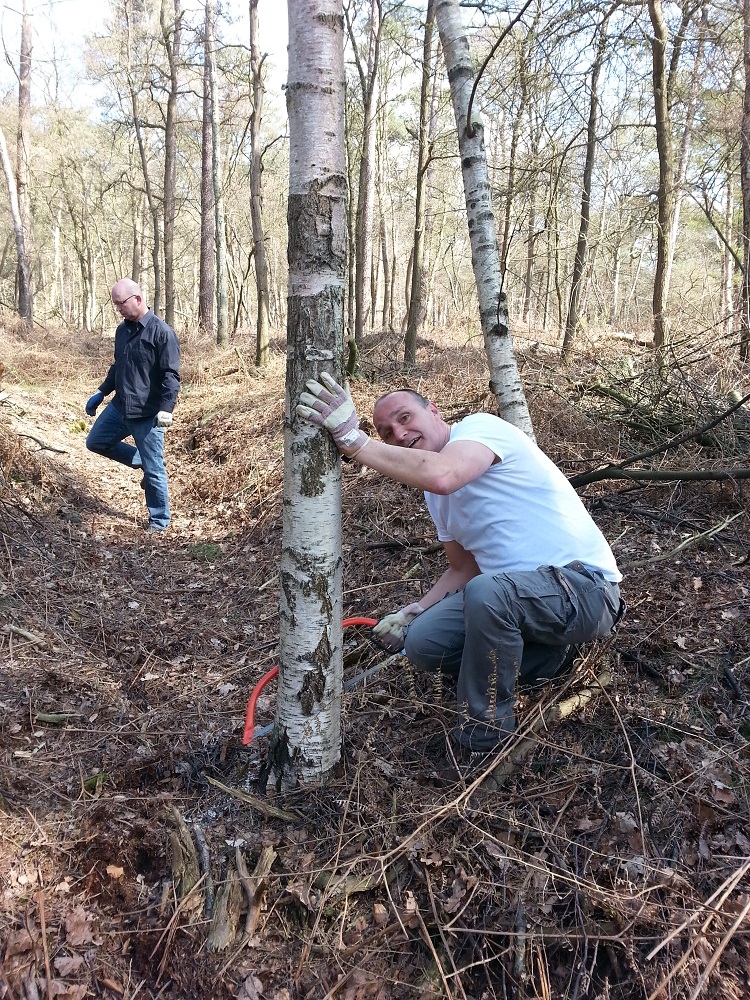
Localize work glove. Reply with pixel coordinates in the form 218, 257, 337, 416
372, 602, 425, 650
296, 372, 369, 458
85, 391, 104, 416
155, 411, 173, 429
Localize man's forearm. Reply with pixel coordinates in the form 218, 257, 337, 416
417, 565, 480, 611
355, 437, 457, 493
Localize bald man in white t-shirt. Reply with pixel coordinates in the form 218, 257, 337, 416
297, 376, 624, 762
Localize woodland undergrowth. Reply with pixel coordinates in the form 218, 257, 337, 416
0, 322, 748, 1000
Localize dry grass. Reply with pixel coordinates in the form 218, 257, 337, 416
0, 322, 749, 1000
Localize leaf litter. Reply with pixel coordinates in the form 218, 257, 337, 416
0, 325, 749, 999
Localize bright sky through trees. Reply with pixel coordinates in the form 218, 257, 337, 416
0, 0, 289, 110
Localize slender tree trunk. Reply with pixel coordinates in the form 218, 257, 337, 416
664, 2, 707, 301
648, 0, 675, 350
435, 0, 534, 437
199, 0, 216, 334
405, 0, 435, 365
16, 0, 33, 323
522, 108, 539, 326
125, 6, 161, 315
209, 4, 228, 346
722, 167, 734, 340
562, 21, 606, 358
742, 0, 750, 361
250, 0, 271, 365
0, 126, 32, 325
161, 0, 181, 329
272, 0, 347, 789
348, 0, 381, 343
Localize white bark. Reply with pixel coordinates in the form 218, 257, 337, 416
272, 0, 347, 788
434, 0, 534, 437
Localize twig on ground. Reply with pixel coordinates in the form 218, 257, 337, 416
205, 775, 299, 821
624, 512, 744, 568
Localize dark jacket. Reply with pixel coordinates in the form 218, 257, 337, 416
99, 310, 180, 419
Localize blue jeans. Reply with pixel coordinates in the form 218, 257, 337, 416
404, 563, 622, 751
86, 402, 170, 529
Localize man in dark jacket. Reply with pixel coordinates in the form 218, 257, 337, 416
85, 279, 180, 533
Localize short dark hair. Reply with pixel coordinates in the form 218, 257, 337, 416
374, 388, 430, 409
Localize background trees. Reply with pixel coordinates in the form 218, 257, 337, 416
0, 0, 745, 368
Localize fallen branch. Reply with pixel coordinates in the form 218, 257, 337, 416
570, 390, 750, 489
17, 433, 67, 455
572, 466, 750, 487
4, 624, 49, 646
623, 512, 743, 568
206, 775, 299, 821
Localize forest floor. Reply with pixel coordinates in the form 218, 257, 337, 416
1, 323, 749, 1000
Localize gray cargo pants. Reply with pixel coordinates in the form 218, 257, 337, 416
403, 562, 623, 751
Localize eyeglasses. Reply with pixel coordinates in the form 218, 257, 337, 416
112, 294, 138, 307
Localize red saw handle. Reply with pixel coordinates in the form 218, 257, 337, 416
241, 617, 378, 745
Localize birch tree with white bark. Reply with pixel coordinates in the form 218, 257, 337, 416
434, 0, 534, 437
265, 0, 347, 789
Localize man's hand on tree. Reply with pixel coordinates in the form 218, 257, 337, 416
296, 372, 369, 458
85, 391, 104, 416
155, 411, 173, 428
372, 602, 425, 650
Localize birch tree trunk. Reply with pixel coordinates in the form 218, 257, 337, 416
0, 127, 32, 325
562, 21, 607, 358
249, 0, 271, 366
270, 0, 347, 789
161, 0, 181, 328
16, 0, 33, 324
199, 0, 216, 334
434, 0, 534, 437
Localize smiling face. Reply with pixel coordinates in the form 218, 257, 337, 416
372, 390, 450, 453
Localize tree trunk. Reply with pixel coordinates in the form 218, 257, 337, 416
562, 20, 606, 358
161, 0, 181, 329
742, 0, 750, 361
405, 0, 435, 366
210, 2, 228, 346
16, 0, 33, 324
126, 8, 162, 316
0, 126, 32, 325
348, 0, 381, 343
434, 0, 534, 437
722, 166, 734, 340
648, 0, 675, 350
199, 0, 216, 334
664, 2, 707, 301
273, 0, 347, 789
249, 0, 271, 366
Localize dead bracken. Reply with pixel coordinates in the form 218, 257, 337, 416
0, 324, 748, 1000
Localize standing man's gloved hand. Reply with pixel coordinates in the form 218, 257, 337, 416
296, 372, 369, 458
85, 391, 104, 417
372, 602, 425, 650
155, 411, 173, 429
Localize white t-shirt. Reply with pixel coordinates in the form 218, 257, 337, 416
424, 414, 622, 582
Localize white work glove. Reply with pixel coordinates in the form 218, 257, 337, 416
155, 411, 173, 429
296, 372, 369, 458
372, 602, 425, 650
